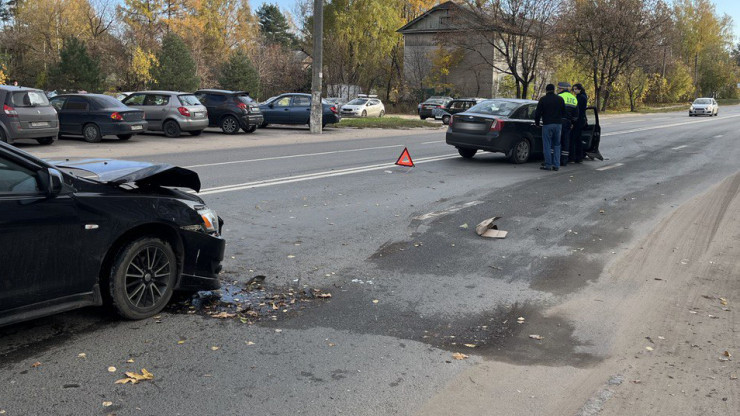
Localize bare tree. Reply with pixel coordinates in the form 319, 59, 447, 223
562, 0, 671, 111
447, 0, 560, 99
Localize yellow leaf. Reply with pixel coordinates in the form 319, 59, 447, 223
646, 346, 654, 351
317, 293, 332, 298
126, 359, 134, 363
372, 299, 379, 304
108, 366, 117, 372
246, 341, 255, 345
31, 361, 41, 368
452, 352, 469, 360
211, 311, 235, 319
102, 401, 113, 407
724, 351, 732, 357
115, 378, 133, 384
211, 346, 220, 351
464, 344, 477, 348
77, 353, 86, 358
720, 298, 728, 305
529, 335, 544, 340
177, 340, 185, 345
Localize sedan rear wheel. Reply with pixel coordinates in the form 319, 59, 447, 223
36, 137, 54, 145
116, 134, 133, 141
109, 237, 177, 320
83, 124, 102, 143
508, 137, 531, 164
163, 120, 182, 138
458, 147, 477, 159
189, 130, 203, 136
221, 115, 240, 134
442, 115, 451, 125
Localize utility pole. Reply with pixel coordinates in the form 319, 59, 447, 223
310, 0, 323, 134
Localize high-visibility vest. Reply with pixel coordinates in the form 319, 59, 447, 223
559, 91, 578, 107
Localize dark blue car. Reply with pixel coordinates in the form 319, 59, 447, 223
258, 93, 341, 128
50, 94, 147, 142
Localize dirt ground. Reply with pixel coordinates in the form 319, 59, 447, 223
416, 172, 740, 415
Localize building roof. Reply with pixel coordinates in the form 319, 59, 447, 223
397, 1, 463, 34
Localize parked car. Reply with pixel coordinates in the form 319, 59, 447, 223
340, 95, 385, 117
325, 97, 347, 108
116, 92, 134, 101
258, 93, 341, 128
1, 86, 59, 145
49, 94, 147, 143
689, 98, 718, 116
0, 141, 225, 326
122, 91, 208, 137
193, 89, 262, 134
418, 96, 453, 119
434, 98, 486, 125
446, 98, 601, 164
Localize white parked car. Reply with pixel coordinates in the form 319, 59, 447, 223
340, 95, 385, 117
689, 98, 718, 116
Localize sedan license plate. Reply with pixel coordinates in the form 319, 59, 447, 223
131, 125, 143, 131
193, 112, 204, 118
31, 121, 49, 127
456, 122, 486, 131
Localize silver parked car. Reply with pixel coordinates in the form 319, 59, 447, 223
689, 97, 718, 117
122, 91, 208, 137
1, 86, 59, 145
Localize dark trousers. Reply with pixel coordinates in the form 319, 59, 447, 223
570, 121, 585, 162
560, 120, 571, 166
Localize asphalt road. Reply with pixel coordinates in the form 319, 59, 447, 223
1, 108, 739, 415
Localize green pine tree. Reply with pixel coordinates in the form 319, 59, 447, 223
218, 50, 261, 96
153, 33, 200, 91
49, 37, 101, 92
256, 4, 296, 48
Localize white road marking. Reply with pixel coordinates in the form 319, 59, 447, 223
198, 154, 459, 195
595, 163, 624, 171
671, 145, 688, 150
422, 140, 444, 144
602, 114, 740, 137
618, 120, 645, 124
183, 144, 406, 169
414, 201, 484, 221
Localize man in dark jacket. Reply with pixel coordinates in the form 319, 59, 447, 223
570, 83, 588, 163
557, 82, 579, 166
534, 84, 566, 171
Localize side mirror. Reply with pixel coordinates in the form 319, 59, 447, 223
268, 103, 274, 108
46, 168, 64, 197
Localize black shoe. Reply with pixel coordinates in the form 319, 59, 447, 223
552, 167, 559, 171
540, 166, 550, 170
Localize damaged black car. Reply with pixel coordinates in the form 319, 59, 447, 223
0, 141, 225, 326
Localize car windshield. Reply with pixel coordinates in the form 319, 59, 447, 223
92, 95, 129, 109
11, 91, 50, 107
468, 100, 519, 116
694, 98, 712, 104
347, 99, 368, 105
178, 94, 201, 106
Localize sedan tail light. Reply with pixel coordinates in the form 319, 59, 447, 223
236, 101, 249, 112
330, 106, 337, 114
3, 104, 18, 117
490, 118, 505, 132
110, 112, 124, 121
178, 107, 191, 117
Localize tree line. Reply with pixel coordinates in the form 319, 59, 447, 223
1, 0, 738, 111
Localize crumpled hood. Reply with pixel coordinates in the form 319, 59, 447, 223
48, 158, 201, 192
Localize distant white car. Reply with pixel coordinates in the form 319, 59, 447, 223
689, 98, 718, 116
340, 95, 385, 117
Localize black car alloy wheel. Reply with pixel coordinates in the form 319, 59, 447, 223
221, 115, 239, 134
83, 124, 102, 143
110, 237, 177, 319
509, 138, 531, 164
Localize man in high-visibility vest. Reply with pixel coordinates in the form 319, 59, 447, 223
557, 82, 579, 166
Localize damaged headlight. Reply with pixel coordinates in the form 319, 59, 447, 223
196, 205, 219, 234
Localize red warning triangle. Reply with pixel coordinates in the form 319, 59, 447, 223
395, 147, 415, 167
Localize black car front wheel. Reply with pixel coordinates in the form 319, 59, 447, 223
109, 237, 177, 320
221, 115, 240, 134
458, 147, 477, 159
163, 120, 182, 138
83, 124, 102, 143
508, 137, 531, 164
244, 124, 257, 133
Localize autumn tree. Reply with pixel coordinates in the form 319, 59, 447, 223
153, 32, 199, 91
49, 37, 101, 91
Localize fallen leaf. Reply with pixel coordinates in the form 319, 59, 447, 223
126, 359, 134, 363
631, 380, 641, 384
108, 366, 117, 373
77, 353, 86, 358
724, 351, 731, 357
287, 255, 295, 259
115, 368, 154, 384
31, 361, 41, 368
599, 209, 606, 214
689, 310, 698, 314
452, 352, 469, 360
658, 336, 665, 340
720, 298, 728, 306
177, 340, 185, 345
245, 341, 255, 345
529, 335, 544, 340
211, 312, 235, 319
459, 223, 469, 229
316, 293, 332, 298
517, 317, 525, 323
646, 346, 654, 351
372, 299, 379, 304
211, 346, 220, 351
274, 329, 283, 333
464, 344, 477, 348
102, 401, 113, 407
731, 374, 737, 380
328, 343, 336, 347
